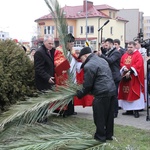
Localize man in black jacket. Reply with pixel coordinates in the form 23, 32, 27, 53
98, 38, 122, 118
34, 35, 55, 123
34, 35, 55, 91
76, 47, 116, 143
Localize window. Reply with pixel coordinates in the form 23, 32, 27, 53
110, 26, 113, 35
44, 26, 47, 34
90, 40, 96, 50
113, 12, 115, 18
74, 40, 85, 47
86, 26, 94, 34
68, 26, 73, 34
44, 26, 54, 35
80, 26, 83, 34
109, 11, 111, 18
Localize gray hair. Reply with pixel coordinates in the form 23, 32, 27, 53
43, 35, 54, 42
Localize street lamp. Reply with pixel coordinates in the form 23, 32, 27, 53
85, 0, 88, 42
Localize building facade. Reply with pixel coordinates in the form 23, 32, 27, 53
0, 31, 9, 41
34, 1, 127, 50
144, 16, 150, 40
117, 9, 144, 44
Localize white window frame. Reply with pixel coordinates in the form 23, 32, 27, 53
86, 26, 94, 34
68, 26, 74, 34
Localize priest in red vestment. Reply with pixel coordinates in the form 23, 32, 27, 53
53, 33, 77, 116
118, 41, 145, 118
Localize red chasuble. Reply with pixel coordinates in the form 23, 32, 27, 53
73, 63, 94, 107
54, 46, 94, 107
118, 50, 145, 102
54, 48, 70, 85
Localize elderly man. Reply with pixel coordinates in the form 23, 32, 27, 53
34, 35, 55, 91
76, 47, 116, 142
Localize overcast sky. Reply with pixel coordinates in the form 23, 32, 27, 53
0, 0, 149, 42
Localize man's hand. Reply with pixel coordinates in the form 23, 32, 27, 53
123, 67, 128, 72
146, 56, 150, 61
48, 77, 55, 84
124, 71, 131, 79
76, 90, 83, 99
62, 70, 67, 74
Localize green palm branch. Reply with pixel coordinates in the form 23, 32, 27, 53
44, 0, 68, 57
0, 1, 109, 149
0, 83, 79, 132
0, 0, 81, 133
44, 0, 76, 81
0, 121, 107, 150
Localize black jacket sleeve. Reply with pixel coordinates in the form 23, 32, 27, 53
100, 50, 121, 65
76, 66, 95, 99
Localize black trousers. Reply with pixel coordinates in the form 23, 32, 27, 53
93, 95, 115, 141
64, 100, 75, 116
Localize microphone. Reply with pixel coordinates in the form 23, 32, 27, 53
98, 20, 110, 31
104, 20, 110, 26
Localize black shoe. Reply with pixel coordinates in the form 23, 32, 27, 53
122, 111, 133, 115
72, 112, 77, 115
118, 107, 122, 110
134, 110, 139, 118
94, 134, 106, 143
114, 113, 118, 118
37, 118, 48, 124
106, 137, 113, 140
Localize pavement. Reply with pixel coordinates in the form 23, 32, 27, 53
74, 106, 150, 130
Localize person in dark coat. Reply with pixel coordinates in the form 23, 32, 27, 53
113, 39, 126, 56
34, 35, 55, 91
34, 35, 55, 123
98, 38, 122, 118
76, 47, 116, 143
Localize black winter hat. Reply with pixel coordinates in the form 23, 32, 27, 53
78, 47, 92, 59
65, 33, 75, 43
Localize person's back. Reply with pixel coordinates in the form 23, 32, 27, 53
84, 54, 116, 97
76, 47, 116, 142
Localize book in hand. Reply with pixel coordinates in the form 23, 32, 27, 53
55, 59, 70, 76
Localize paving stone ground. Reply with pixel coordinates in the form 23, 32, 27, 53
74, 106, 150, 130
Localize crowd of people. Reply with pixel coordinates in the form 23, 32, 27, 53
26, 33, 150, 143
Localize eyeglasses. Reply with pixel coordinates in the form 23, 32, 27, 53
127, 47, 133, 48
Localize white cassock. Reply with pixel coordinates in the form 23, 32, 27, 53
68, 52, 77, 83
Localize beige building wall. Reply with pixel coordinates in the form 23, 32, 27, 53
76, 17, 125, 48
36, 17, 125, 49
37, 19, 56, 38
67, 19, 77, 37
144, 16, 150, 40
